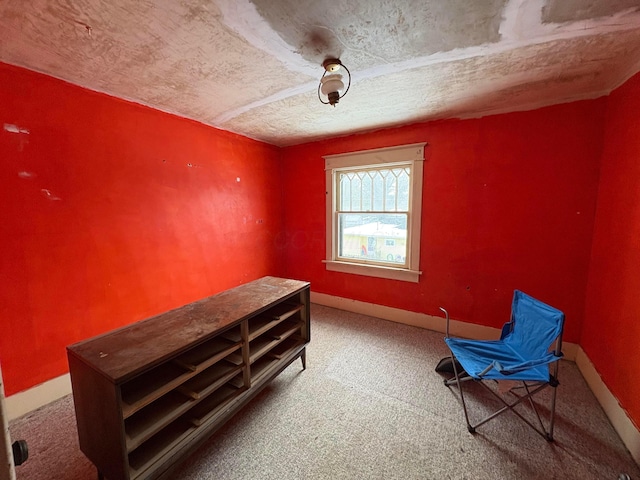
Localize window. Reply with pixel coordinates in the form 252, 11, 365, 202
324, 143, 425, 282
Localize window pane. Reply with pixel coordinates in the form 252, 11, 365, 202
396, 168, 410, 211
351, 173, 362, 210
339, 173, 351, 210
338, 213, 408, 265
362, 172, 373, 211
385, 172, 397, 211
372, 173, 384, 211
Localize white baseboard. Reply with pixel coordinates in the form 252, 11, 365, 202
310, 292, 578, 360
5, 374, 71, 422
576, 347, 640, 466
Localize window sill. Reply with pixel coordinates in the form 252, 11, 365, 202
323, 260, 421, 283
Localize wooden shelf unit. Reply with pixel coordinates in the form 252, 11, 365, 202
67, 276, 310, 480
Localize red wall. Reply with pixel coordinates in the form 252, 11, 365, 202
0, 63, 284, 395
583, 72, 640, 428
281, 101, 606, 344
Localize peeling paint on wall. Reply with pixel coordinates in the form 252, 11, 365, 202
543, 0, 640, 23
40, 189, 61, 201
3, 123, 30, 151
3, 124, 29, 135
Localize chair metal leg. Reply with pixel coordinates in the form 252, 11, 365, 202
446, 352, 476, 433
444, 356, 561, 440
522, 381, 548, 436
476, 380, 556, 440
547, 361, 561, 440
547, 380, 559, 441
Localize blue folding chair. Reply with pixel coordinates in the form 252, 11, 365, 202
440, 290, 564, 440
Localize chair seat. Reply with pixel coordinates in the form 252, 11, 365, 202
445, 337, 551, 382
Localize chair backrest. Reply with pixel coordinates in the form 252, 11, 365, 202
503, 290, 564, 360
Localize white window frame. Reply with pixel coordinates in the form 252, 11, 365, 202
323, 143, 425, 283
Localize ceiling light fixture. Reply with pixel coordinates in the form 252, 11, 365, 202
318, 58, 351, 107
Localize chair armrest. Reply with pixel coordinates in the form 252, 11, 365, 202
489, 352, 564, 376
439, 307, 450, 338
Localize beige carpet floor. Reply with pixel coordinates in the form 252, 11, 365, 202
10, 304, 640, 479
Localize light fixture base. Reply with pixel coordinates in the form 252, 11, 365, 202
323, 58, 342, 73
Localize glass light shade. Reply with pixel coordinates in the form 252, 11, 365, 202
320, 74, 344, 96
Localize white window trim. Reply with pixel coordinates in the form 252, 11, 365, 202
323, 143, 425, 283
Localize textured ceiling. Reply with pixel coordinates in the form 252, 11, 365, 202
1, 0, 640, 146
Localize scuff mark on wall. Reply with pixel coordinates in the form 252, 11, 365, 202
17, 171, 35, 179
40, 189, 61, 201
3, 124, 29, 135
4, 123, 30, 151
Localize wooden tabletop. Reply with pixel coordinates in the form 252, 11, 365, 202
66, 276, 309, 383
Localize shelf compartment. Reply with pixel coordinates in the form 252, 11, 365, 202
125, 362, 244, 452
266, 302, 304, 321
187, 380, 245, 427
227, 375, 245, 388
249, 321, 302, 364
251, 337, 305, 383
125, 389, 197, 453
177, 362, 243, 400
121, 363, 193, 419
267, 336, 305, 360
173, 337, 241, 372
122, 337, 242, 419
220, 328, 242, 343
128, 418, 196, 479
225, 350, 243, 366
247, 303, 303, 341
